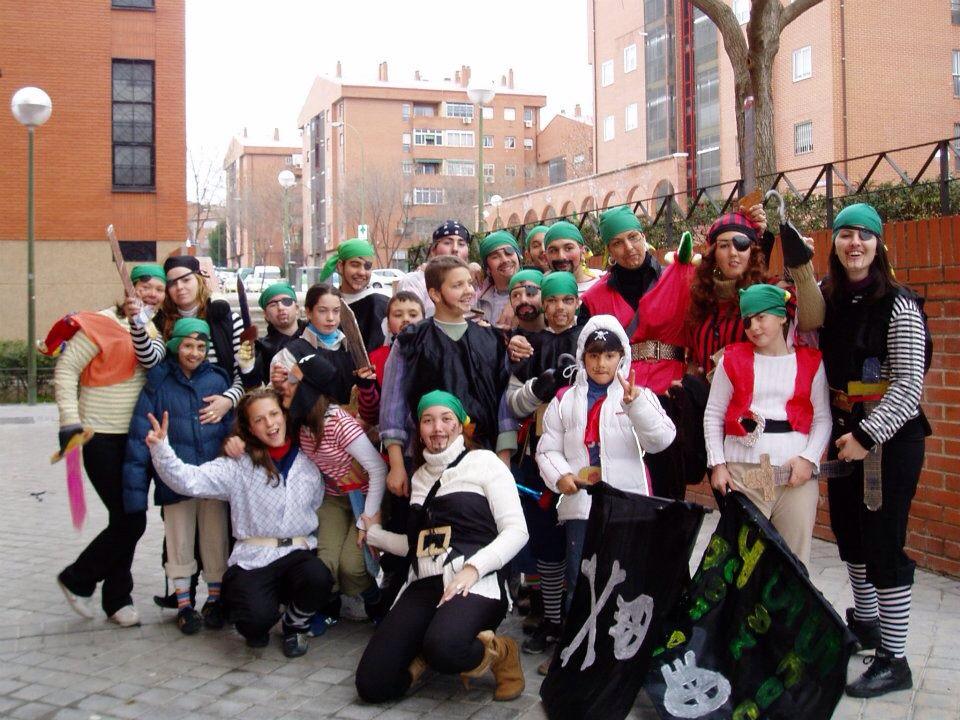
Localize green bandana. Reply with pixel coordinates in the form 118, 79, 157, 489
416, 390, 469, 424
508, 269, 544, 292
129, 263, 166, 284
524, 225, 549, 249
478, 231, 521, 261
320, 238, 375, 281
540, 271, 579, 299
599, 206, 643, 245
739, 284, 789, 318
165, 318, 211, 353
259, 281, 297, 309
543, 221, 584, 247
832, 203, 883, 239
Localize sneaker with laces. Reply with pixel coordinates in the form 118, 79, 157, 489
845, 607, 881, 651
57, 577, 94, 619
109, 605, 140, 627
307, 613, 337, 638
281, 623, 309, 658
522, 620, 562, 654
845, 648, 912, 698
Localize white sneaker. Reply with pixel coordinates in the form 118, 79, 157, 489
108, 605, 140, 627
57, 579, 95, 619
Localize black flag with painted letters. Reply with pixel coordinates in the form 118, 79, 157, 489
644, 491, 857, 720
540, 483, 706, 720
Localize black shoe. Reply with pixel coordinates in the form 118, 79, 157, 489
176, 607, 202, 635
282, 631, 309, 658
245, 633, 269, 648
522, 620, 562, 654
845, 608, 881, 651
201, 600, 224, 630
846, 648, 912, 698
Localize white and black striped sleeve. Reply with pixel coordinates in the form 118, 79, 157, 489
129, 322, 165, 369
222, 311, 245, 406
855, 295, 925, 448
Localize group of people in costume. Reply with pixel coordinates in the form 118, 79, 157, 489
51, 198, 929, 703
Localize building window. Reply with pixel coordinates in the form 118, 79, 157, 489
505, 164, 517, 177
954, 123, 960, 171
504, 107, 516, 121
954, 50, 960, 95
414, 160, 441, 175
504, 136, 516, 149
483, 164, 495, 184
624, 44, 637, 73
445, 130, 475, 147
414, 128, 443, 146
953, 0, 960, 23
445, 102, 473, 118
792, 46, 812, 81
482, 106, 494, 119
112, 0, 154, 7
573, 154, 585, 165
402, 132, 412, 152
401, 160, 413, 175
413, 187, 445, 205
112, 59, 154, 189
401, 103, 411, 120
413, 103, 435, 117
603, 115, 615, 142
625, 102, 639, 131
483, 135, 494, 148
601, 60, 614, 87
733, 0, 750, 24
524, 107, 535, 124
548, 157, 566, 184
523, 138, 534, 149
794, 121, 813, 154
446, 160, 475, 177
524, 167, 535, 179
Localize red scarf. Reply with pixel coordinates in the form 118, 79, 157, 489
583, 395, 606, 447
267, 439, 292, 461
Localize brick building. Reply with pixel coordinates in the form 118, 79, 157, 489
533, 107, 594, 188
222, 130, 302, 270
296, 62, 546, 268
495, 0, 960, 227
0, 0, 186, 341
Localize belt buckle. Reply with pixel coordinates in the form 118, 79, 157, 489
416, 526, 452, 558
278, 537, 293, 547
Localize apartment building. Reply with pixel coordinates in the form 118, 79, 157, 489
0, 0, 186, 340
534, 107, 594, 187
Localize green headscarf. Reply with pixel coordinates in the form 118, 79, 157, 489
832, 203, 883, 239
599, 206, 643, 245
165, 318, 211, 353
320, 238, 375, 281
540, 271, 579, 299
524, 225, 549, 249
738, 284, 789, 318
508, 269, 544, 292
258, 281, 297, 309
543, 221, 584, 247
129, 263, 166, 284
478, 231, 521, 261
416, 390, 469, 424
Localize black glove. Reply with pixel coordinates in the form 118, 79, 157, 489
555, 353, 577, 382
58, 424, 84, 455
780, 221, 814, 268
531, 369, 558, 402
354, 372, 376, 390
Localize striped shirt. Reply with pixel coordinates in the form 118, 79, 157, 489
130, 310, 245, 405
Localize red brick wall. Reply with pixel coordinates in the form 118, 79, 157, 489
685, 215, 960, 578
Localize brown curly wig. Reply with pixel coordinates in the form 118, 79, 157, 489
686, 243, 769, 330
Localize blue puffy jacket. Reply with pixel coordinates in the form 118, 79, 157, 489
122, 357, 233, 512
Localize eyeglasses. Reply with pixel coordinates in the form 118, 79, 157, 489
511, 285, 541, 297
267, 297, 297, 309
166, 272, 197, 289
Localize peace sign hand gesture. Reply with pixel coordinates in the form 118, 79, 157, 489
145, 411, 169, 448
618, 368, 640, 405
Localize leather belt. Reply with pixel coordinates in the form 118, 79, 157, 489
631, 340, 685, 361
239, 536, 310, 549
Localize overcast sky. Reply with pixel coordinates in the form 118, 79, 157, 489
185, 0, 594, 198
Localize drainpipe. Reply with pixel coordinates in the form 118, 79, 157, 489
839, 0, 849, 175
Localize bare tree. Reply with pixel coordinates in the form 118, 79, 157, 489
691, 0, 824, 182
188, 147, 225, 251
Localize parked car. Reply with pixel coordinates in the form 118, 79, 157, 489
370, 268, 405, 289
217, 269, 239, 293
245, 265, 282, 293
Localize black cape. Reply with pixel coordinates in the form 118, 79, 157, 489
510, 325, 582, 384
348, 292, 389, 351
247, 319, 307, 388
284, 336, 356, 405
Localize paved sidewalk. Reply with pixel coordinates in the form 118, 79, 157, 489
0, 404, 957, 720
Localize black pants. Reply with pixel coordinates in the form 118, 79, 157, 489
645, 378, 710, 501
827, 419, 925, 588
59, 433, 147, 616
221, 549, 333, 640
355, 575, 507, 704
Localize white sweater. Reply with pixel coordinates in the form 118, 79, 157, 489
704, 351, 831, 470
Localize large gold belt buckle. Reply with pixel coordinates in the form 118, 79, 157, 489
415, 526, 452, 558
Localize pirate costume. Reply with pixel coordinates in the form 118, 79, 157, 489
395, 220, 472, 318
248, 282, 306, 387
541, 221, 603, 294
322, 239, 389, 351
476, 231, 522, 328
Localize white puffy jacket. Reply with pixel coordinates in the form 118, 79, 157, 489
535, 314, 677, 521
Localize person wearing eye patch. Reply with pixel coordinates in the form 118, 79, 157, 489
248, 282, 307, 387
321, 238, 390, 351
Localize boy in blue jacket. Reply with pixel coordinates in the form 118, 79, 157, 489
123, 318, 232, 635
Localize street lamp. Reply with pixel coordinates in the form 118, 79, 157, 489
331, 121, 366, 234
490, 194, 504, 227
466, 85, 496, 232
11, 87, 52, 406
278, 169, 296, 279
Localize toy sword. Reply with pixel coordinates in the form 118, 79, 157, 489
106, 225, 136, 298
740, 454, 856, 502
235, 275, 258, 343
339, 299, 372, 371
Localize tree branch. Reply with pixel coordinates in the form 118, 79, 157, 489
690, 0, 749, 69
779, 0, 824, 32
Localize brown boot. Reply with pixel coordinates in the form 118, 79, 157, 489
461, 630, 525, 701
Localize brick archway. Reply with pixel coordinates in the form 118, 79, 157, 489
541, 205, 557, 222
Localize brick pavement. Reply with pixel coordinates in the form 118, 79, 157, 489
0, 404, 957, 720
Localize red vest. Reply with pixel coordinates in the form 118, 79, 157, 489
722, 342, 821, 436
